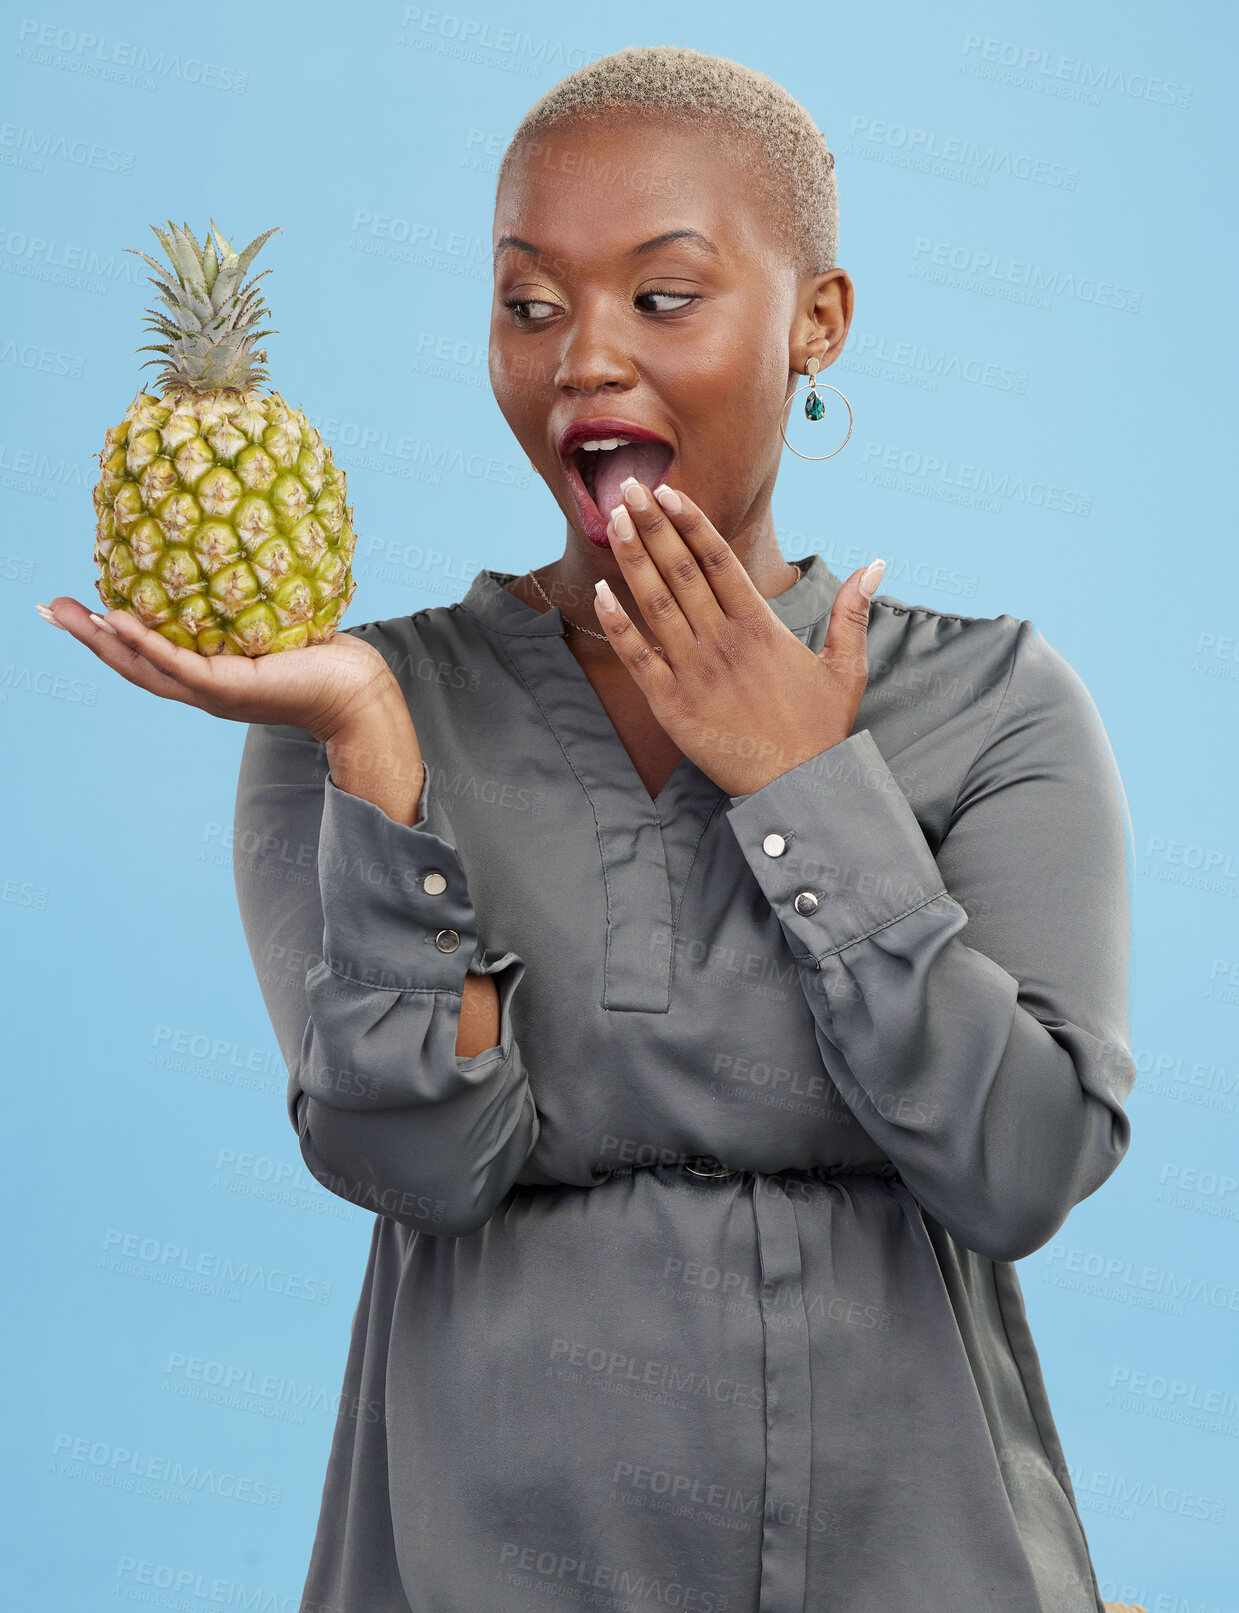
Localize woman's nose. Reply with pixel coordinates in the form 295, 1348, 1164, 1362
553, 306, 636, 396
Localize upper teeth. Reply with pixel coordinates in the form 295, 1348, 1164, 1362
577, 436, 635, 451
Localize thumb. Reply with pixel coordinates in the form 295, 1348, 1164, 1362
820, 557, 885, 677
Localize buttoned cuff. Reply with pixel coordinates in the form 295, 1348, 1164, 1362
724, 728, 949, 961
318, 767, 483, 991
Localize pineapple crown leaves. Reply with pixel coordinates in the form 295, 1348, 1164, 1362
126, 219, 284, 394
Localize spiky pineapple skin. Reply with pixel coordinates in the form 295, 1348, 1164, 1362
92, 387, 357, 656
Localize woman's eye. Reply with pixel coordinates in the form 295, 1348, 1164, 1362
502, 297, 560, 323
636, 290, 697, 313
501, 289, 698, 323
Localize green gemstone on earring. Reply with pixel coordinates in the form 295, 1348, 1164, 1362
805, 390, 826, 422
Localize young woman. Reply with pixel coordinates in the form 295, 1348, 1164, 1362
43, 44, 1141, 1613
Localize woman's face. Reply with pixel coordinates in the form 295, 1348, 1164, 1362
490, 112, 852, 554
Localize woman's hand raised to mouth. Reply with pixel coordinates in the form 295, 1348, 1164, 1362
593, 478, 885, 799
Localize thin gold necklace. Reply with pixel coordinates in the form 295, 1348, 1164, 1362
525, 561, 803, 653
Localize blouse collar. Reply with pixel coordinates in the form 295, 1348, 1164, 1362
457, 552, 843, 639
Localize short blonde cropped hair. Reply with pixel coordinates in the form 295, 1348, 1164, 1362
495, 45, 838, 277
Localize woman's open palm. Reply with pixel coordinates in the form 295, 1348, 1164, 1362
40, 595, 400, 743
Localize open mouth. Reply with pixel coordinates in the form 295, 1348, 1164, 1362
564, 436, 675, 536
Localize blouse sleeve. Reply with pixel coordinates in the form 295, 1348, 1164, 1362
231, 718, 540, 1238
723, 617, 1136, 1262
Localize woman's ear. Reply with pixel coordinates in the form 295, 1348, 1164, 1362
795, 267, 852, 371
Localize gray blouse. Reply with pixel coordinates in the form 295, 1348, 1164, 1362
232, 553, 1136, 1613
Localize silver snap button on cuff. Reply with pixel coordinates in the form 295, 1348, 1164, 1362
762, 833, 787, 857
422, 872, 447, 895
793, 891, 820, 915
434, 928, 461, 952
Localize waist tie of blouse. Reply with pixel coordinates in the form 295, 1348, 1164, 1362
679, 1158, 899, 1613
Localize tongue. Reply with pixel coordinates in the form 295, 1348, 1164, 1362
592, 441, 673, 519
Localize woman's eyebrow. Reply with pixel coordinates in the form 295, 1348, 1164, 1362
494, 228, 721, 263
630, 228, 721, 258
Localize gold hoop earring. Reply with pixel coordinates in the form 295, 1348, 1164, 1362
779, 354, 854, 461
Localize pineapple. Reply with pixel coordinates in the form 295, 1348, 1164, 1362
92, 220, 358, 655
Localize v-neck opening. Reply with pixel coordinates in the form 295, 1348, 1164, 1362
475, 554, 835, 816
652, 755, 695, 816
453, 555, 841, 1013
531, 631, 700, 816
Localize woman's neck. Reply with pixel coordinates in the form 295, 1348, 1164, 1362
507, 523, 801, 647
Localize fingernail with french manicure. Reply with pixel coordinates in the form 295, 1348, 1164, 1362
89, 611, 120, 636
595, 579, 616, 611
619, 477, 647, 510
610, 506, 635, 540
36, 603, 67, 630
859, 559, 886, 598
653, 484, 681, 513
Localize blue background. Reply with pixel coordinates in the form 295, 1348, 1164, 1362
3, 2, 1235, 1607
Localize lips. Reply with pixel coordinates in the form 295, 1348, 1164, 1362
555, 418, 675, 548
